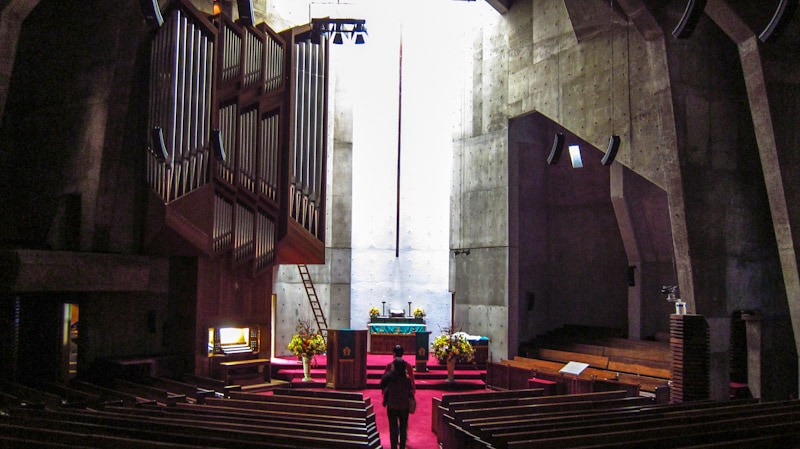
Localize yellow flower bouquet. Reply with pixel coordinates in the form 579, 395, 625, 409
287, 319, 326, 358
369, 307, 380, 319
431, 332, 474, 363
413, 307, 426, 319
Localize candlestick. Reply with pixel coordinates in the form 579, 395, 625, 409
382, 301, 386, 317
408, 301, 412, 317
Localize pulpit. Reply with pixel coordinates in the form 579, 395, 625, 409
326, 329, 367, 389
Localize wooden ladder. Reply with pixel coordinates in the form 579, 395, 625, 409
297, 264, 328, 339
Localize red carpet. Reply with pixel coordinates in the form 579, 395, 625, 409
363, 387, 439, 449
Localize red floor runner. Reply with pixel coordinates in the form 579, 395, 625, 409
362, 387, 440, 449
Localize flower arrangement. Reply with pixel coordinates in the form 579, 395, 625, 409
369, 307, 380, 319
430, 332, 474, 363
287, 319, 326, 359
413, 307, 426, 319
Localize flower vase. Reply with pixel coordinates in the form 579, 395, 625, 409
446, 358, 456, 382
302, 356, 313, 382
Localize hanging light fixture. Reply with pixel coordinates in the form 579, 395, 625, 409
310, 18, 368, 45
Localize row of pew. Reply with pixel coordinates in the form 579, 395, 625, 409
488, 335, 673, 399
435, 388, 800, 449
0, 376, 380, 449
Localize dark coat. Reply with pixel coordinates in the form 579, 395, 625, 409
381, 363, 414, 410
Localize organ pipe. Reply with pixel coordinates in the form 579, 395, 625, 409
147, 8, 214, 203
290, 37, 326, 237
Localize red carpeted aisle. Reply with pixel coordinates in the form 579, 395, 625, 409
362, 387, 439, 449
267, 353, 488, 448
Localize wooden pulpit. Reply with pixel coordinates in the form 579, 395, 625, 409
326, 329, 367, 389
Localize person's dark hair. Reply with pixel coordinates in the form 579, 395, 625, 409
392, 359, 407, 378
393, 345, 404, 357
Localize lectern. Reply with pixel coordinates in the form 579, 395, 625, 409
326, 329, 367, 389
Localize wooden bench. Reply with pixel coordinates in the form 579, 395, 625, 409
536, 348, 610, 369
113, 379, 187, 406
203, 396, 375, 420
504, 406, 800, 449
218, 358, 271, 385
432, 389, 544, 436
446, 397, 800, 449
271, 387, 372, 405
438, 390, 633, 449
229, 390, 371, 409
6, 406, 378, 448
481, 398, 768, 446
147, 376, 216, 404
181, 372, 242, 397
506, 356, 670, 394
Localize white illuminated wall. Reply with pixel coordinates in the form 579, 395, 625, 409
339, 1, 490, 337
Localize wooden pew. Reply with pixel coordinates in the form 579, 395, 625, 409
510, 356, 669, 394
504, 405, 800, 449
536, 348, 610, 369
432, 388, 544, 436
245, 388, 372, 407
438, 390, 633, 449
479, 398, 767, 446
105, 403, 377, 436
0, 421, 203, 449
271, 387, 372, 406
113, 379, 187, 406
203, 396, 374, 420
0, 380, 64, 409
69, 379, 157, 407
146, 377, 216, 404
181, 372, 242, 397
452, 398, 800, 449
8, 406, 380, 449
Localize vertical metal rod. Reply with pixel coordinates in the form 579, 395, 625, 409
395, 28, 403, 257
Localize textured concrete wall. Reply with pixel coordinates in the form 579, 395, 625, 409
452, 0, 797, 398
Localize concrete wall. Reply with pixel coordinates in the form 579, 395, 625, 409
451, 0, 798, 398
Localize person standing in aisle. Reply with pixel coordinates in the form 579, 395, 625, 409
381, 358, 416, 449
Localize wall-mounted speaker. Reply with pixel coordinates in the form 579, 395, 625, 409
140, 0, 164, 28
601, 135, 620, 166
151, 127, 170, 164
547, 132, 565, 165
759, 0, 798, 43
211, 129, 226, 162
628, 266, 636, 287
237, 0, 254, 26
672, 0, 708, 39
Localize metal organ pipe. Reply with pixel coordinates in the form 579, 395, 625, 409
260, 112, 279, 201
239, 108, 257, 193
213, 194, 233, 253
265, 34, 283, 92
255, 212, 275, 269
235, 204, 254, 261
288, 38, 326, 237
243, 29, 262, 87
147, 9, 213, 203
223, 25, 241, 82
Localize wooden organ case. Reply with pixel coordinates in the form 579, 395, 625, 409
141, 0, 329, 379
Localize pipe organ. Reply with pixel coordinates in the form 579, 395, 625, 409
290, 39, 326, 239
143, 0, 328, 271
146, 7, 214, 203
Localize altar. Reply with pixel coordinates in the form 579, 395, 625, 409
368, 317, 426, 354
